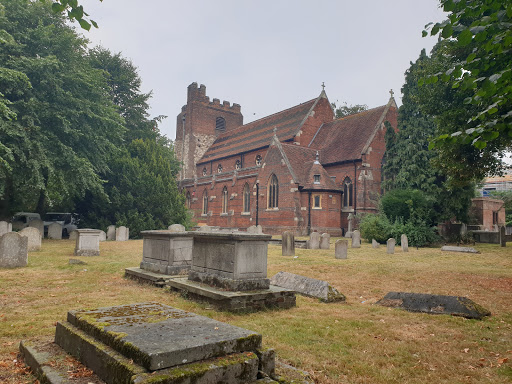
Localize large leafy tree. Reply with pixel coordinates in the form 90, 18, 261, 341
423, 0, 512, 181
0, 0, 124, 218
383, 50, 474, 222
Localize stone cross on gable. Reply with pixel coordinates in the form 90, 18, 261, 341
389, 89, 394, 98
321, 82, 325, 91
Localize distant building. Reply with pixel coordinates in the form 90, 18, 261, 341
479, 168, 512, 196
175, 83, 397, 235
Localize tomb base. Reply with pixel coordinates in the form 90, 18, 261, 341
21, 303, 284, 384
124, 266, 180, 287
167, 277, 296, 313
188, 270, 270, 291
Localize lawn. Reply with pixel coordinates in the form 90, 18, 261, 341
0, 239, 511, 383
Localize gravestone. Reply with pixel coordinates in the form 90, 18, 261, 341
387, 238, 395, 254
139, 230, 193, 275
0, 232, 28, 268
99, 230, 107, 242
351, 230, 361, 248
401, 234, 409, 252
19, 227, 41, 252
168, 223, 185, 232
320, 233, 330, 249
115, 226, 129, 241
500, 225, 506, 247
246, 225, 263, 234
21, 302, 276, 384
308, 232, 320, 249
28, 219, 44, 239
282, 231, 295, 256
188, 232, 271, 291
0, 221, 12, 236
376, 292, 491, 320
74, 229, 101, 256
197, 225, 212, 232
68, 230, 78, 240
372, 239, 380, 248
345, 213, 354, 238
270, 271, 345, 302
335, 239, 348, 259
106, 225, 116, 241
47, 222, 62, 239
441, 245, 479, 254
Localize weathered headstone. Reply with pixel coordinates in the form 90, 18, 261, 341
270, 271, 345, 302
99, 230, 107, 242
28, 219, 44, 239
115, 226, 129, 241
139, 230, 193, 275
0, 232, 28, 268
308, 232, 320, 249
500, 225, 506, 247
351, 230, 361, 248
401, 234, 409, 252
74, 229, 101, 256
372, 239, 380, 248
441, 245, 479, 254
346, 213, 354, 238
387, 238, 395, 254
335, 239, 348, 259
168, 223, 185, 232
246, 225, 263, 234
320, 233, 330, 249
69, 258, 87, 265
68, 230, 78, 240
376, 292, 491, 319
282, 231, 295, 256
0, 221, 12, 236
47, 222, 62, 239
19, 227, 41, 252
197, 225, 212, 232
106, 225, 116, 241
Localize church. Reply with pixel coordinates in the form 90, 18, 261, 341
175, 82, 397, 236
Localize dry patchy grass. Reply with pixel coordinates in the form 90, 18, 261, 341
0, 239, 511, 383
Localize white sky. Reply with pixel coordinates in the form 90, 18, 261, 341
79, 0, 447, 140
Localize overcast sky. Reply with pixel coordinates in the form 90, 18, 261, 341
80, 0, 447, 140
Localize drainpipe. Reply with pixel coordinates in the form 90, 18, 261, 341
181, 116, 186, 180
353, 162, 357, 214
308, 191, 312, 235
256, 183, 259, 226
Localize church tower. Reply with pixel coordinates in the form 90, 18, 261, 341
175, 83, 243, 180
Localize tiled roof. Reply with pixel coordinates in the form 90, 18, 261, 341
198, 99, 316, 164
280, 143, 339, 190
309, 105, 389, 164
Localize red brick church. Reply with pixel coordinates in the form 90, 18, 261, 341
176, 83, 397, 235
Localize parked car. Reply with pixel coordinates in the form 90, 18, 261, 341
11, 212, 41, 231
43, 212, 78, 238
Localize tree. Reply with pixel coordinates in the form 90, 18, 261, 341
0, 0, 125, 218
423, 0, 512, 180
331, 102, 368, 119
43, 0, 101, 30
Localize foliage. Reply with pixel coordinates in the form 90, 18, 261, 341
43, 0, 101, 30
359, 213, 391, 244
422, 0, 512, 180
389, 216, 440, 248
0, 0, 124, 217
331, 101, 368, 119
380, 189, 434, 225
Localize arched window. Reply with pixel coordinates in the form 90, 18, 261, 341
215, 117, 226, 132
255, 155, 262, 166
268, 174, 279, 209
217, 164, 223, 173
222, 186, 228, 214
243, 183, 250, 213
235, 160, 241, 170
202, 167, 207, 176
202, 190, 208, 215
343, 177, 353, 208
186, 192, 191, 209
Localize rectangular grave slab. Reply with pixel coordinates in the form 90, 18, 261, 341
64, 302, 262, 371
270, 271, 345, 303
140, 230, 194, 275
189, 232, 271, 291
441, 245, 480, 253
376, 292, 491, 319
74, 229, 101, 256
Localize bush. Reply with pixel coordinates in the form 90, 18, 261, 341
359, 214, 391, 243
389, 216, 440, 247
381, 189, 435, 225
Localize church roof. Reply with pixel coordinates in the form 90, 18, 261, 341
280, 143, 339, 190
309, 104, 390, 164
198, 98, 317, 164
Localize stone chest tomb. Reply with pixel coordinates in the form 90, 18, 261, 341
74, 229, 101, 256
140, 230, 193, 275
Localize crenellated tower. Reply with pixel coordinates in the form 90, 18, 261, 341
175, 83, 243, 180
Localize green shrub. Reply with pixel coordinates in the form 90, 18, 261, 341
381, 189, 435, 225
359, 214, 391, 243
389, 216, 440, 247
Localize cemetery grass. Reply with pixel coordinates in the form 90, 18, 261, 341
0, 240, 510, 383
